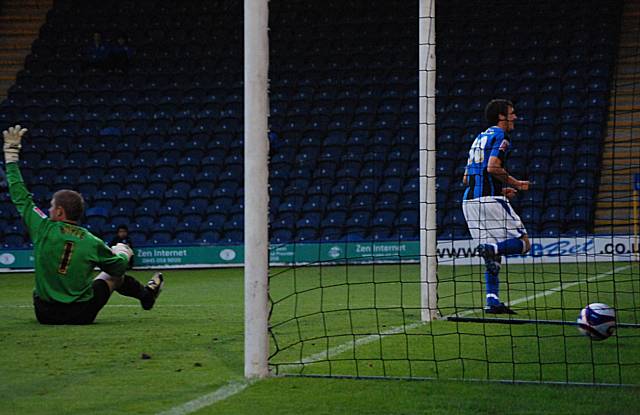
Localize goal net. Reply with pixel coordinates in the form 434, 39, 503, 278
252, 0, 640, 385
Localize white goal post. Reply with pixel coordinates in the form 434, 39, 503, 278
419, 0, 438, 321
244, 0, 270, 379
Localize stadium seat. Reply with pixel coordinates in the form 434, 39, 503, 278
541, 207, 565, 228
0, 0, 614, 249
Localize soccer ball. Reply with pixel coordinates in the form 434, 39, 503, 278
577, 303, 616, 341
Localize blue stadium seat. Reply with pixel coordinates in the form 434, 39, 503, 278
346, 211, 371, 231
540, 226, 562, 238
572, 188, 595, 207
151, 231, 172, 245
566, 205, 592, 226
396, 210, 418, 228
541, 207, 565, 228
371, 210, 395, 230
221, 230, 243, 244
520, 207, 542, 225
130, 231, 148, 246
296, 213, 322, 230
573, 174, 596, 189
157, 215, 179, 229
546, 174, 572, 191
297, 228, 318, 242
271, 228, 294, 244
397, 226, 418, 241
175, 231, 198, 244
0, 0, 614, 248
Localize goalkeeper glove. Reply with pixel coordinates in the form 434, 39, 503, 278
3, 125, 27, 164
112, 243, 134, 261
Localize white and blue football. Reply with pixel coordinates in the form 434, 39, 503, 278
577, 303, 616, 341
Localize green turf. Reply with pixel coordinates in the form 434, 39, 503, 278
0, 269, 245, 414
202, 377, 640, 415
0, 265, 639, 414
269, 262, 640, 384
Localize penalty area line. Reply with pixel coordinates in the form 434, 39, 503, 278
505, 264, 631, 308
155, 379, 254, 415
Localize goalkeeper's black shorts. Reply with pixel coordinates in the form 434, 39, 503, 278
33, 279, 111, 325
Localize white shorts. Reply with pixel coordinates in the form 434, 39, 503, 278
462, 196, 527, 244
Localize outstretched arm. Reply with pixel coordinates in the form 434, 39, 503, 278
3, 125, 25, 164
3, 125, 49, 240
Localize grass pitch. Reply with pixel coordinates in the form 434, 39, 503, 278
1, 265, 639, 414
269, 261, 640, 385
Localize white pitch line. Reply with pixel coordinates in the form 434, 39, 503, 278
156, 379, 252, 415
505, 264, 631, 308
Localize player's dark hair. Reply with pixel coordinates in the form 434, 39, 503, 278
485, 99, 514, 125
53, 190, 85, 222
117, 224, 129, 232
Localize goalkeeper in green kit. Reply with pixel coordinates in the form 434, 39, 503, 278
3, 125, 164, 324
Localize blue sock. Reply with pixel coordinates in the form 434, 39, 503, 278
485, 269, 500, 306
496, 238, 524, 256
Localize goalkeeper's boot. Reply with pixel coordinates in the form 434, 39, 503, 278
484, 302, 517, 315
141, 272, 164, 311
477, 244, 500, 276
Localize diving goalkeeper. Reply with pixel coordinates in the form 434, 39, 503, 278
3, 125, 164, 324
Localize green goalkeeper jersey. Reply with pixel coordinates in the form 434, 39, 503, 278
6, 162, 129, 303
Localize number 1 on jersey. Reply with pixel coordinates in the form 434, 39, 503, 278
58, 241, 75, 275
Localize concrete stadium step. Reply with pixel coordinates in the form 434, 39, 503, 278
594, 0, 640, 231
615, 71, 639, 81
598, 186, 637, 195
595, 212, 637, 222
598, 180, 638, 190
611, 84, 640, 96
1, 2, 50, 11
602, 138, 639, 146
0, 39, 35, 51
0, 79, 14, 91
599, 162, 639, 170
595, 218, 637, 226
0, 52, 24, 66
601, 164, 640, 172
0, 0, 52, 100
609, 107, 640, 114
611, 92, 640, 101
603, 129, 639, 139
607, 119, 640, 128
602, 154, 640, 162
598, 182, 636, 189
601, 150, 640, 159
595, 221, 637, 231
596, 195, 636, 203
0, 64, 22, 74
594, 224, 637, 234
598, 180, 637, 187
596, 200, 636, 209
597, 185, 637, 193
600, 160, 640, 169
602, 145, 639, 153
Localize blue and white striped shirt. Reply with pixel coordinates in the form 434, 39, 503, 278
463, 126, 510, 200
